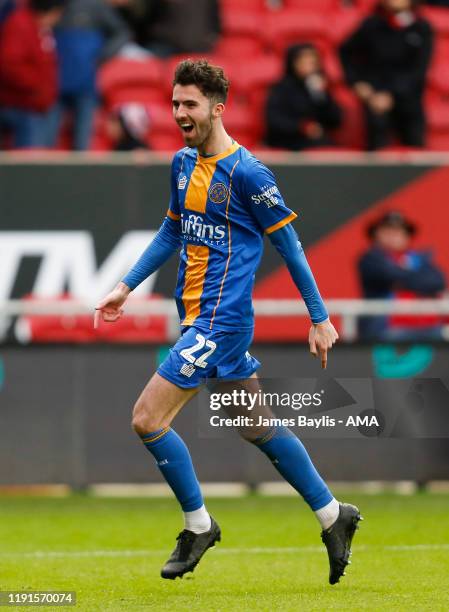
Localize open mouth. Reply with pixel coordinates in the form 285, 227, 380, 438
179, 123, 194, 134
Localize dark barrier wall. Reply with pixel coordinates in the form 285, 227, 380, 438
0, 344, 448, 486
2, 159, 449, 307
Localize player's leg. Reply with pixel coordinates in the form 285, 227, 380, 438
132, 372, 209, 528
220, 373, 362, 584
222, 374, 338, 523
132, 326, 227, 579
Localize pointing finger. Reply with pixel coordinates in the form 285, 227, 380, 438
320, 347, 328, 369
94, 308, 101, 329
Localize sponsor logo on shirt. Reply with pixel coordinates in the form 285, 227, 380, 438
178, 175, 188, 190
181, 213, 226, 243
251, 184, 280, 208
208, 182, 229, 204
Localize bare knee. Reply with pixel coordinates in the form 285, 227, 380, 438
131, 372, 197, 437
236, 425, 270, 444
131, 399, 166, 437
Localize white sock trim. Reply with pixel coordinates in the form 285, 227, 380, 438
184, 504, 211, 534
314, 497, 340, 530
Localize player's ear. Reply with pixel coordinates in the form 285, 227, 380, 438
213, 102, 225, 119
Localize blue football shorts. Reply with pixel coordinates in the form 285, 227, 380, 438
157, 325, 261, 389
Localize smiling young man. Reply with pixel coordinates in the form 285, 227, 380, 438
95, 59, 361, 585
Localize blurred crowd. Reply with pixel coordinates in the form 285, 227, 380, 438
0, 0, 448, 151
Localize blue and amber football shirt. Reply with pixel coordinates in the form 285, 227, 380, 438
167, 142, 297, 332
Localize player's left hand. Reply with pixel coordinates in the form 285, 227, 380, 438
308, 319, 339, 370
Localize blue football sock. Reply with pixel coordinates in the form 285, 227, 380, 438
141, 427, 204, 512
253, 425, 333, 510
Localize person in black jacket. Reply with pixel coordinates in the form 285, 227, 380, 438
340, 0, 433, 150
265, 43, 342, 151
358, 211, 446, 340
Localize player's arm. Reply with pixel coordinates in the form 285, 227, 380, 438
268, 223, 338, 369
94, 153, 183, 328
242, 160, 337, 368
94, 216, 181, 328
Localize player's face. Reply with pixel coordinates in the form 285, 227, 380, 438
172, 84, 217, 148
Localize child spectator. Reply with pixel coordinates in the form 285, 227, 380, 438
265, 44, 342, 151
106, 103, 150, 150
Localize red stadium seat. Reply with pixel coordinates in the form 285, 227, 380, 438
98, 58, 165, 108
425, 92, 449, 132
229, 54, 282, 140
148, 103, 177, 133
213, 35, 266, 59
223, 101, 259, 148
352, 0, 377, 13
90, 110, 112, 151
330, 84, 365, 149
328, 7, 364, 44
263, 10, 331, 54
421, 7, 449, 37
147, 102, 184, 150
283, 0, 339, 10
428, 38, 449, 95
427, 131, 449, 151
104, 86, 167, 108
229, 53, 283, 95
222, 10, 264, 37
150, 132, 185, 151
220, 0, 267, 15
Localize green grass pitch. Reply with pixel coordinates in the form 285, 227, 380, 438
1, 493, 448, 611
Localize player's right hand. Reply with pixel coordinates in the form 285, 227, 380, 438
309, 319, 339, 370
94, 282, 131, 329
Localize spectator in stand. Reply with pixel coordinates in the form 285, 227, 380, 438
358, 211, 446, 341
265, 43, 342, 151
46, 0, 135, 151
106, 103, 150, 150
144, 0, 221, 57
0, 0, 64, 149
340, 0, 433, 151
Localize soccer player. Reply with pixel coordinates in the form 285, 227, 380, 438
94, 59, 362, 585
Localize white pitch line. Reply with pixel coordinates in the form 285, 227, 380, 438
1, 544, 449, 559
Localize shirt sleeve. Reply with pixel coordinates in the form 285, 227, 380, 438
166, 151, 183, 221
242, 159, 297, 233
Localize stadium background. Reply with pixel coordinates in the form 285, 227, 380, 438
42, 0, 449, 153
1, 2, 449, 609
1, 157, 449, 487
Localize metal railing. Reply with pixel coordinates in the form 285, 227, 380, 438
2, 298, 449, 342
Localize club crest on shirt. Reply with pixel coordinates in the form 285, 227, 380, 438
208, 182, 228, 204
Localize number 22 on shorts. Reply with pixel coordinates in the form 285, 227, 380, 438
180, 334, 217, 369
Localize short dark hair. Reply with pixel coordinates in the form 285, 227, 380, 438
173, 59, 230, 104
